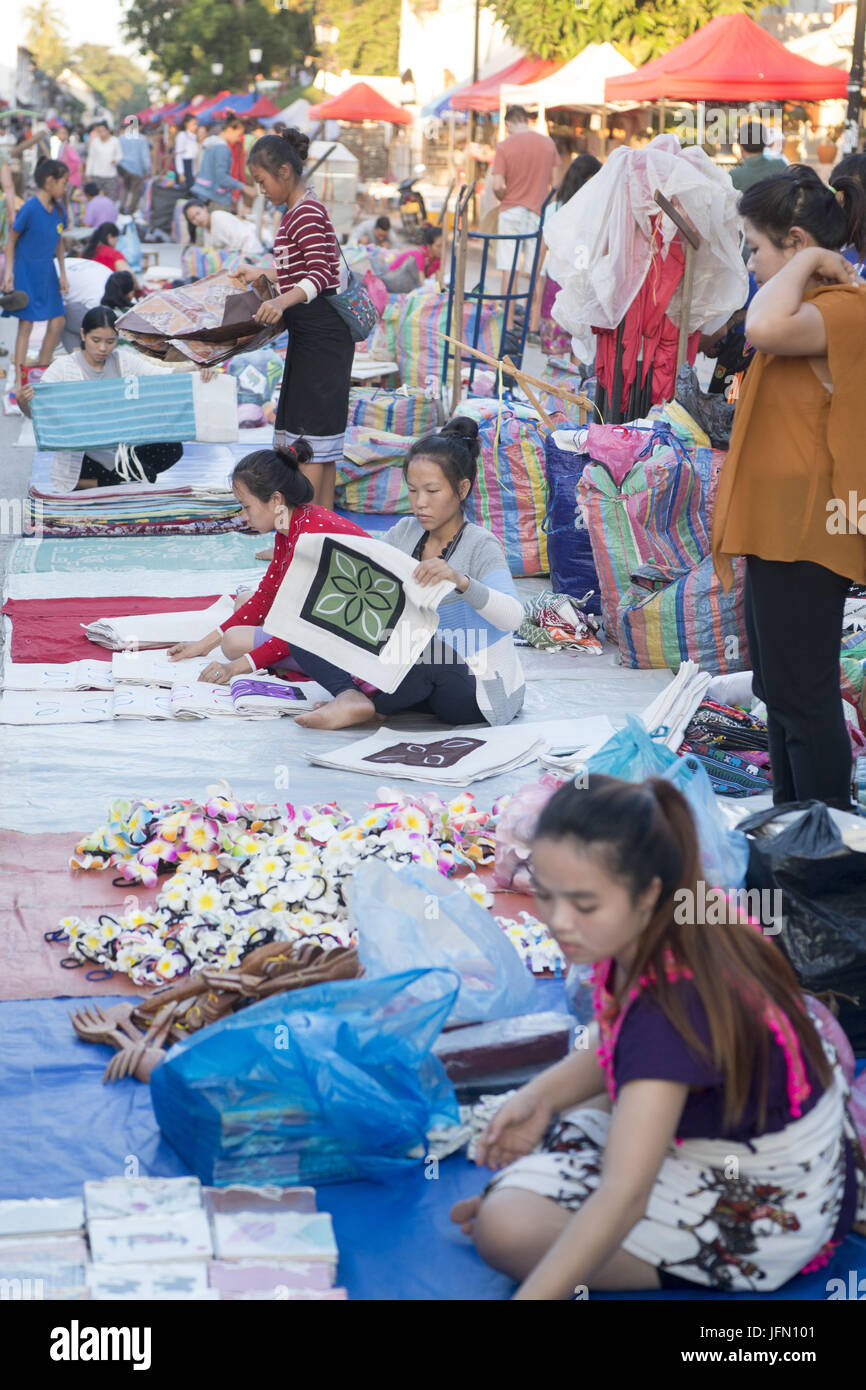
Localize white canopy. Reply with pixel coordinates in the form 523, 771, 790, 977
499, 42, 637, 120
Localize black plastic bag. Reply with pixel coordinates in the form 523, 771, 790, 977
739, 802, 866, 1051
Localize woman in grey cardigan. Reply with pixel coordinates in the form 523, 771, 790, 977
290, 417, 526, 728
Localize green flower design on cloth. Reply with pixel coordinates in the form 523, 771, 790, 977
301, 537, 406, 653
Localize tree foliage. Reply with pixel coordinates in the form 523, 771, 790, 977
75, 44, 151, 119
316, 0, 401, 75
121, 0, 315, 93
23, 1, 71, 77
486, 0, 762, 64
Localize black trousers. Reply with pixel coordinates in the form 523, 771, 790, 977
79, 442, 183, 487
744, 555, 853, 809
290, 642, 484, 725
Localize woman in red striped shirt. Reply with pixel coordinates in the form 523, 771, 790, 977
235, 128, 353, 509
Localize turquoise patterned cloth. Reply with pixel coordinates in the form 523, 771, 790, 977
31, 375, 197, 452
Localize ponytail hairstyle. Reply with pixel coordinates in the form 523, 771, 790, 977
248, 127, 310, 180
100, 270, 136, 311
34, 157, 68, 189
82, 222, 120, 260
80, 305, 118, 339
532, 773, 833, 1128
831, 152, 866, 256
738, 163, 866, 260
403, 416, 480, 503
230, 443, 314, 507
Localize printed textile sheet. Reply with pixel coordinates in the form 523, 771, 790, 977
116, 272, 284, 366
265, 532, 454, 693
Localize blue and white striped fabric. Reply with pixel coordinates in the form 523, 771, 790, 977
31, 375, 198, 452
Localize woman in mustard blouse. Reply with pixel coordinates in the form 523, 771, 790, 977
712, 167, 866, 809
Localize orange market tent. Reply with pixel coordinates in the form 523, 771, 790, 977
604, 13, 849, 102
312, 82, 412, 125
451, 56, 563, 112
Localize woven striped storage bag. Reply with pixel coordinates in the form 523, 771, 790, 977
463, 411, 548, 577
180, 246, 271, 279
395, 288, 505, 390
615, 555, 749, 674
348, 386, 441, 435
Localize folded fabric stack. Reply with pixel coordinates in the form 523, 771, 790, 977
82, 597, 234, 650
518, 590, 602, 656
305, 724, 547, 786
679, 697, 773, 796
27, 487, 244, 538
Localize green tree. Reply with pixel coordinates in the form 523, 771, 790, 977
486, 0, 762, 64
121, 0, 315, 94
23, 0, 71, 77
316, 0, 401, 75
74, 44, 151, 119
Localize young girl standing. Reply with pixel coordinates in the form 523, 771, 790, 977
291, 417, 525, 729
235, 129, 353, 511
452, 775, 863, 1297
166, 446, 367, 682
2, 158, 69, 389
712, 167, 866, 809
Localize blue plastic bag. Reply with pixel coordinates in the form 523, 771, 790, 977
542, 436, 601, 613
587, 715, 748, 891
350, 859, 536, 1023
150, 968, 460, 1186
116, 220, 142, 274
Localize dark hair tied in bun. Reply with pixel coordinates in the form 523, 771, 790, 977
403, 415, 480, 501
231, 443, 314, 506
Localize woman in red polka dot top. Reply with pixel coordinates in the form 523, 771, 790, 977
167, 446, 366, 682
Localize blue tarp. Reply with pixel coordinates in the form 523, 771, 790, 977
1, 979, 863, 1301
198, 93, 257, 124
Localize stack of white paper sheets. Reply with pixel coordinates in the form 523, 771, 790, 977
83, 596, 234, 651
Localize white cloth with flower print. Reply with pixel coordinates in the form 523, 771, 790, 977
265, 532, 456, 693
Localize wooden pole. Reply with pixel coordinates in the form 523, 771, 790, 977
653, 189, 701, 374
439, 331, 594, 416
503, 356, 555, 429
450, 188, 471, 414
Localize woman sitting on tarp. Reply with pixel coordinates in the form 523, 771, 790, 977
379, 225, 443, 292
82, 222, 137, 286
713, 165, 866, 809
18, 305, 214, 491
183, 201, 264, 256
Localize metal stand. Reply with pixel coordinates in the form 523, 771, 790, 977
442, 184, 551, 413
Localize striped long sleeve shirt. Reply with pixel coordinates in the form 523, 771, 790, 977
273, 193, 341, 304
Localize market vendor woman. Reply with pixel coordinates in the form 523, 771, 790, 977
712, 166, 866, 809
233, 128, 352, 511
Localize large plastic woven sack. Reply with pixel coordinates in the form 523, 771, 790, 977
151, 968, 460, 1186
537, 356, 586, 421
396, 287, 505, 391
463, 410, 549, 577
335, 426, 413, 514
543, 435, 600, 611
576, 434, 719, 637
840, 631, 866, 734
180, 245, 271, 280
350, 859, 536, 1024
349, 385, 441, 435
616, 554, 749, 674
223, 343, 286, 404
587, 715, 749, 891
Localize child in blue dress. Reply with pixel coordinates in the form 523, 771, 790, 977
2, 158, 70, 390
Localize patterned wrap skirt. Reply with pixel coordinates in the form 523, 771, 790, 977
274, 290, 353, 466
486, 1071, 864, 1293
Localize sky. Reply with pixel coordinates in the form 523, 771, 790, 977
11, 0, 148, 68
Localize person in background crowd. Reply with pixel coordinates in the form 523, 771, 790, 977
713, 166, 866, 808
17, 305, 214, 490
2, 158, 69, 389
380, 224, 442, 290
536, 153, 602, 354
84, 120, 122, 203
354, 214, 394, 248
490, 106, 559, 326
55, 253, 111, 352
730, 121, 788, 193
244, 120, 267, 164
191, 119, 256, 210
79, 181, 119, 228
82, 223, 136, 283
183, 201, 264, 255
174, 114, 199, 192
117, 118, 151, 215
234, 129, 352, 509
831, 153, 866, 277
51, 125, 82, 190
100, 269, 136, 312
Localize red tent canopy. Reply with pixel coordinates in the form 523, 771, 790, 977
451, 56, 563, 112
312, 82, 412, 125
244, 95, 280, 121
605, 13, 848, 101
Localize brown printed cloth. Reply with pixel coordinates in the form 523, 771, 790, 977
117, 271, 283, 366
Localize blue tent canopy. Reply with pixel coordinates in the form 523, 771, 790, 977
198, 92, 257, 123
419, 84, 471, 119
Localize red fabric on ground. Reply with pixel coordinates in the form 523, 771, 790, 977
2, 594, 221, 663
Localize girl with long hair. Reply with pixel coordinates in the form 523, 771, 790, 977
2, 157, 69, 388
453, 774, 863, 1297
